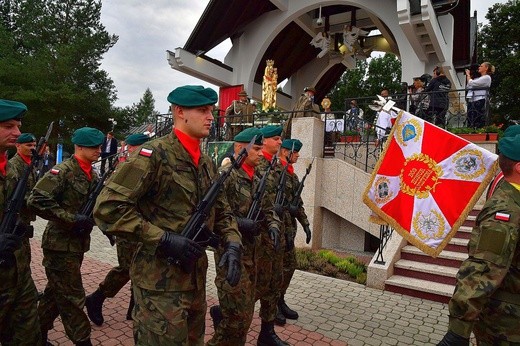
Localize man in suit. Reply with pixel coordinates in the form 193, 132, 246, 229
100, 131, 117, 175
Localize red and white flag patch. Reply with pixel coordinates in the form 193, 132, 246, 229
139, 148, 153, 157
495, 212, 510, 222
50, 168, 60, 175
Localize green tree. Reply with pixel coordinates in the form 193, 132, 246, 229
0, 0, 118, 148
479, 0, 520, 124
133, 88, 160, 126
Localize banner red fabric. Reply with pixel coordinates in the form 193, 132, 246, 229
363, 110, 498, 257
219, 85, 243, 125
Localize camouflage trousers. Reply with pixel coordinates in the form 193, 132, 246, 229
255, 231, 285, 322
473, 297, 520, 345
0, 269, 41, 345
280, 230, 297, 295
133, 285, 206, 346
98, 240, 137, 297
39, 250, 91, 343
207, 239, 258, 346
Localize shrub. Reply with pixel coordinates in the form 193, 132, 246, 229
356, 272, 367, 284
322, 263, 339, 277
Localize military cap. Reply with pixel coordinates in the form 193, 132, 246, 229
260, 125, 283, 138
16, 133, 36, 143
72, 127, 104, 147
234, 127, 263, 145
0, 99, 27, 122
503, 125, 520, 138
238, 90, 248, 97
304, 86, 316, 93
498, 134, 520, 161
281, 139, 303, 152
167, 85, 218, 107
125, 133, 149, 146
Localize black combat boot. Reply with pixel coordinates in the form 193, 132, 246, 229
274, 306, 286, 326
75, 339, 92, 346
210, 305, 223, 330
85, 289, 106, 326
257, 321, 290, 346
126, 289, 135, 320
278, 296, 298, 320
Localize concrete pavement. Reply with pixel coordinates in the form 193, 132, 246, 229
30, 217, 452, 345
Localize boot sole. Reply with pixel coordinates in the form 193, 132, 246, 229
85, 297, 104, 326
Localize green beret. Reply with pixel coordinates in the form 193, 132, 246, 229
16, 133, 36, 143
167, 85, 218, 107
125, 133, 149, 146
0, 99, 27, 122
281, 139, 303, 152
234, 127, 263, 145
260, 125, 283, 138
498, 134, 520, 161
503, 125, 520, 138
72, 127, 104, 147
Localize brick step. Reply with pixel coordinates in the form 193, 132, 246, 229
455, 225, 472, 239
462, 215, 476, 227
444, 237, 469, 253
385, 275, 454, 304
394, 259, 458, 285
401, 245, 467, 268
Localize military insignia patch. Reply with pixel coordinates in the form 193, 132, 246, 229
374, 176, 392, 204
494, 212, 510, 221
50, 168, 60, 174
139, 148, 153, 157
396, 118, 422, 146
452, 149, 485, 180
412, 210, 446, 241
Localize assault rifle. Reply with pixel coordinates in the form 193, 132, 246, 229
0, 122, 53, 245
173, 136, 256, 272
76, 157, 121, 243
289, 157, 315, 210
273, 142, 294, 217
246, 148, 279, 222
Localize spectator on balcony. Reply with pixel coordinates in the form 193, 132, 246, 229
373, 88, 395, 147
224, 90, 255, 140
466, 62, 494, 129
410, 77, 429, 119
424, 66, 451, 127
346, 99, 364, 133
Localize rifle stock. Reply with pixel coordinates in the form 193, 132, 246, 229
290, 157, 315, 208
246, 151, 277, 221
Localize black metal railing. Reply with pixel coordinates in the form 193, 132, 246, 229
374, 224, 394, 265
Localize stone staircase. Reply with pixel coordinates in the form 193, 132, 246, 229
384, 208, 480, 304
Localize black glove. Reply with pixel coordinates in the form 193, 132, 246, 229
236, 217, 259, 238
0, 234, 22, 267
273, 203, 284, 218
285, 232, 295, 251
13, 223, 34, 238
268, 227, 280, 251
288, 204, 299, 218
73, 214, 95, 236
218, 242, 241, 287
437, 331, 469, 346
158, 232, 203, 265
303, 224, 312, 244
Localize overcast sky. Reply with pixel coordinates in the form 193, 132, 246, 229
99, 0, 505, 114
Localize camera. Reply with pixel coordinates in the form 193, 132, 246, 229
316, 17, 323, 26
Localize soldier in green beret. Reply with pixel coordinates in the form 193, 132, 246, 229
93, 85, 243, 345
28, 126, 105, 346
0, 100, 42, 345
274, 138, 312, 327
85, 132, 151, 326
252, 125, 291, 345
9, 133, 38, 244
208, 127, 273, 345
439, 134, 520, 345
487, 125, 520, 199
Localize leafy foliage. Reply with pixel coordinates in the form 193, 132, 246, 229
479, 1, 520, 124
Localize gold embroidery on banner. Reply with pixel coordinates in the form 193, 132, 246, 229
374, 176, 392, 204
413, 210, 446, 241
399, 153, 443, 199
452, 149, 485, 180
395, 118, 423, 147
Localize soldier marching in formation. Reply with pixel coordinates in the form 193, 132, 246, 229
85, 133, 151, 326
0, 100, 42, 345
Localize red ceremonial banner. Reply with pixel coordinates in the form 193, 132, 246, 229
219, 85, 244, 125
363, 110, 498, 257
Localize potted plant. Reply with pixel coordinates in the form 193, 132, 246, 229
448, 127, 486, 141
340, 129, 361, 143
481, 124, 503, 141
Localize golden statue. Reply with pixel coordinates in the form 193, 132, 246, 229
262, 60, 277, 111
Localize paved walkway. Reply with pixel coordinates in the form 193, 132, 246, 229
30, 217, 450, 345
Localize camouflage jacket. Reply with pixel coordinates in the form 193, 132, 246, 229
93, 132, 241, 292
9, 154, 37, 224
283, 171, 310, 234
28, 156, 99, 253
0, 163, 32, 290
448, 181, 520, 338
